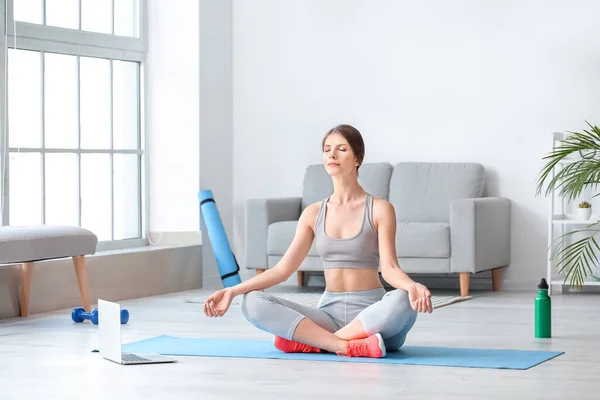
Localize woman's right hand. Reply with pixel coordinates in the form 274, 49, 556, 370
203, 288, 235, 317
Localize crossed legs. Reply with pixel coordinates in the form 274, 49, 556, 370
240, 289, 417, 354
240, 291, 345, 353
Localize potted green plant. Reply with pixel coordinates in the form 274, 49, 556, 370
577, 201, 592, 220
537, 121, 600, 288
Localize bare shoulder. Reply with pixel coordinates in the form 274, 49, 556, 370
372, 197, 395, 214
372, 197, 396, 229
298, 201, 322, 232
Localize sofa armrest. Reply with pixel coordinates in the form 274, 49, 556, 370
245, 197, 302, 269
450, 197, 511, 273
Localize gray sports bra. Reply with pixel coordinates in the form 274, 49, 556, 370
313, 193, 379, 269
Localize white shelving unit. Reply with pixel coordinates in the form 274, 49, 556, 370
546, 132, 600, 294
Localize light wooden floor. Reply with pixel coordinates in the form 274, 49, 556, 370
0, 287, 599, 400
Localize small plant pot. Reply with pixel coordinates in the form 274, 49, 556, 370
577, 207, 592, 220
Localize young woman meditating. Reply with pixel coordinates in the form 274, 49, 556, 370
203, 124, 433, 358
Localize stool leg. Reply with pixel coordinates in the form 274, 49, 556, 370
72, 255, 91, 312
20, 262, 34, 317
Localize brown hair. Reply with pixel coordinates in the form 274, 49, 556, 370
322, 124, 365, 172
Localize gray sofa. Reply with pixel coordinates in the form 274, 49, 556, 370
245, 162, 511, 296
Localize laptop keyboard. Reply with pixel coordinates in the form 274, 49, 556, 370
122, 353, 151, 362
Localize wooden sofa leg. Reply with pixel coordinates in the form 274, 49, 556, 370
73, 255, 92, 312
492, 267, 502, 291
20, 262, 34, 317
459, 273, 470, 297
298, 271, 305, 287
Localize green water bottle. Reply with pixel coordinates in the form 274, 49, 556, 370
535, 278, 551, 338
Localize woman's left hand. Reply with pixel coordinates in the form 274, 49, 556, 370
408, 283, 433, 313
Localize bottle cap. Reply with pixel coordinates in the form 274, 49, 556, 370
538, 278, 549, 289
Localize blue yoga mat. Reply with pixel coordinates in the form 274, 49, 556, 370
198, 189, 241, 287
114, 335, 563, 370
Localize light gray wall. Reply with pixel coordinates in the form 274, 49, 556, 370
146, 0, 234, 289
232, 0, 600, 289
199, 0, 235, 288
147, 0, 200, 234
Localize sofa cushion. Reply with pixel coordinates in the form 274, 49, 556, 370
395, 222, 450, 258
302, 165, 333, 211
268, 221, 449, 259
389, 163, 484, 222
358, 162, 393, 200
267, 221, 318, 256
302, 162, 395, 211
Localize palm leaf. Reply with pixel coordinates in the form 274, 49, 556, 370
536, 121, 600, 202
550, 223, 600, 288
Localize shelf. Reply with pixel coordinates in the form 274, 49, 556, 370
557, 158, 582, 164
557, 156, 599, 164
552, 214, 599, 225
550, 280, 600, 287
552, 218, 598, 225
547, 132, 600, 291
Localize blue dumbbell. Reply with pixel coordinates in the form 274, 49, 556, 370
71, 307, 129, 325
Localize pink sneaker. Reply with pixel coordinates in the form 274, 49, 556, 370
273, 336, 321, 353
345, 333, 386, 358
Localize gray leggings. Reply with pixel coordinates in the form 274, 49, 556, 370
241, 287, 418, 351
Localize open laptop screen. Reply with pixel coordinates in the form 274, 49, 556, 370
98, 299, 123, 363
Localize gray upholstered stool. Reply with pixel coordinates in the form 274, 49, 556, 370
0, 225, 98, 317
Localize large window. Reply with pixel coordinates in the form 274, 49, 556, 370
14, 0, 139, 37
1, 0, 147, 250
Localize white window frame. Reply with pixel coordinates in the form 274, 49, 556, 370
0, 0, 149, 251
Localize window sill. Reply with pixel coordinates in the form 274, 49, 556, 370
92, 242, 201, 258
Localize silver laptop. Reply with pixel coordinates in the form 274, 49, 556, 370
98, 299, 176, 365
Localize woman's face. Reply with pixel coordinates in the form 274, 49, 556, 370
322, 132, 358, 176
